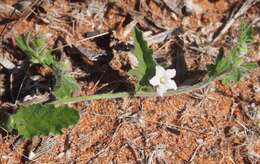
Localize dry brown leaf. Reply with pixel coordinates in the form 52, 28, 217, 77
0, 51, 15, 70
0, 2, 21, 20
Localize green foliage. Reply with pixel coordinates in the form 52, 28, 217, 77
54, 74, 79, 99
14, 34, 80, 139
53, 60, 79, 99
9, 104, 79, 139
128, 27, 156, 90
16, 33, 55, 67
235, 22, 254, 55
208, 23, 257, 85
16, 33, 79, 99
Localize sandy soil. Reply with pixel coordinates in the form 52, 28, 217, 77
0, 0, 259, 163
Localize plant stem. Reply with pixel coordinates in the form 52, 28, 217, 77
51, 77, 219, 106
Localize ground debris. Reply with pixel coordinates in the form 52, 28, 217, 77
211, 0, 260, 43
0, 0, 259, 163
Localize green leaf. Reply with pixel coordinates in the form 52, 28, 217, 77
215, 54, 231, 75
208, 51, 231, 79
16, 33, 30, 51
208, 23, 258, 85
16, 33, 55, 67
238, 22, 253, 46
54, 74, 79, 99
53, 61, 79, 99
16, 33, 79, 99
222, 68, 241, 85
16, 33, 35, 57
9, 104, 79, 139
128, 27, 156, 90
240, 63, 258, 73
32, 34, 47, 51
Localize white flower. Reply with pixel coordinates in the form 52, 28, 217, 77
149, 65, 177, 96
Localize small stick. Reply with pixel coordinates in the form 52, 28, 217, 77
211, 0, 259, 43
188, 142, 204, 163
52, 32, 110, 52
84, 122, 123, 163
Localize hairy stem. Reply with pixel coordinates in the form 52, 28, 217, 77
51, 76, 223, 106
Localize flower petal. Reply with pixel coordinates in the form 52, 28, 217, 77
149, 75, 160, 86
165, 79, 177, 90
166, 69, 176, 78
156, 65, 166, 75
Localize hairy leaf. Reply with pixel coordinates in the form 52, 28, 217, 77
208, 23, 257, 84
16, 33, 54, 67
54, 74, 79, 99
222, 68, 241, 85
208, 52, 231, 77
9, 104, 79, 139
237, 22, 253, 54
128, 27, 156, 90
17, 33, 79, 99
53, 61, 79, 99
240, 63, 258, 73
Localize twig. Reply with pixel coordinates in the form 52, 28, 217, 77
247, 152, 260, 160
126, 140, 144, 164
0, 9, 17, 37
92, 111, 200, 134
29, 137, 57, 161
211, 0, 259, 43
0, 0, 42, 37
14, 65, 30, 105
113, 132, 158, 161
23, 0, 43, 20
146, 118, 200, 134
188, 142, 204, 163
52, 32, 110, 51
83, 122, 123, 163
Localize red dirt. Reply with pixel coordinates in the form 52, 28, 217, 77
0, 0, 259, 163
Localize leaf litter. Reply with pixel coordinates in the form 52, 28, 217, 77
0, 0, 259, 163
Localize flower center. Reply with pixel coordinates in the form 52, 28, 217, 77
160, 76, 167, 84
